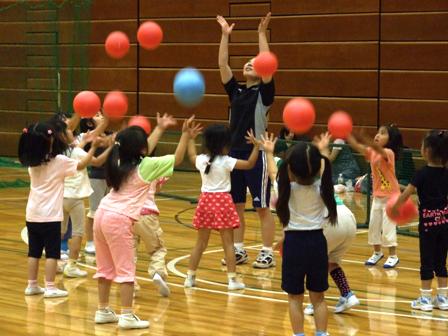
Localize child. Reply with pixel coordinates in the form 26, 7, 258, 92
133, 113, 177, 297
392, 130, 448, 311
261, 133, 337, 336
347, 125, 403, 268
19, 122, 97, 298
328, 138, 361, 186
184, 125, 259, 290
93, 116, 200, 329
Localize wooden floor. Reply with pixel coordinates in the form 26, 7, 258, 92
0, 170, 447, 335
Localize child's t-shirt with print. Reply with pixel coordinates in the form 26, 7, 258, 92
365, 147, 399, 197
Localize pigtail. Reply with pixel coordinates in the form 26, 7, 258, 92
276, 160, 291, 227
320, 156, 337, 225
204, 153, 216, 175
105, 142, 122, 190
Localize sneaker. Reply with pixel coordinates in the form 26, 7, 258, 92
334, 292, 360, 313
24, 286, 45, 296
433, 294, 448, 310
411, 296, 433, 311
365, 252, 384, 266
95, 308, 119, 324
153, 273, 170, 297
44, 288, 68, 298
84, 242, 96, 255
64, 265, 87, 278
60, 252, 69, 261
118, 313, 150, 329
221, 248, 249, 266
252, 249, 275, 269
304, 303, 314, 315
228, 279, 245, 291
184, 276, 196, 288
383, 256, 399, 269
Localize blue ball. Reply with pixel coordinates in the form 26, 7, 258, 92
173, 67, 205, 107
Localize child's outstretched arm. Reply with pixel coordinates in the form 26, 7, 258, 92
217, 15, 234, 84
391, 184, 416, 216
90, 135, 115, 167
258, 12, 273, 83
174, 116, 202, 166
67, 113, 81, 132
313, 132, 332, 159
234, 129, 260, 170
260, 132, 277, 181
77, 137, 100, 170
148, 112, 177, 154
187, 124, 202, 165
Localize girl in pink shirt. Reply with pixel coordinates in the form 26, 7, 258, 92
19, 122, 97, 298
93, 116, 200, 330
348, 125, 403, 268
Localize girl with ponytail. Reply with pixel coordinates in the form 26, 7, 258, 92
184, 124, 259, 291
260, 132, 336, 336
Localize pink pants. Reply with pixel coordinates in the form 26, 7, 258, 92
93, 208, 135, 283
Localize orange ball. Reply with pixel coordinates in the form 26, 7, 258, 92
137, 21, 163, 50
73, 91, 101, 118
103, 91, 128, 119
105, 31, 130, 59
328, 111, 353, 139
128, 115, 151, 135
386, 194, 418, 226
283, 98, 315, 134
253, 51, 278, 77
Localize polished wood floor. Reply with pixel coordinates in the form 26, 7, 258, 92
0, 170, 446, 335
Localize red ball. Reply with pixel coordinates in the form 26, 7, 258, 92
105, 31, 130, 59
128, 115, 151, 135
386, 193, 418, 226
137, 21, 163, 50
73, 91, 101, 118
283, 98, 315, 134
103, 91, 128, 119
253, 51, 278, 77
328, 111, 353, 139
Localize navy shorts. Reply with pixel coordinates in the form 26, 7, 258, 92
230, 149, 271, 208
281, 230, 329, 295
27, 221, 61, 259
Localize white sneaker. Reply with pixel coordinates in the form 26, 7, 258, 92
118, 313, 150, 329
95, 308, 119, 324
433, 294, 448, 310
304, 304, 314, 315
228, 279, 245, 291
411, 296, 433, 311
252, 249, 276, 269
60, 252, 69, 261
153, 273, 170, 297
84, 242, 96, 255
334, 292, 360, 313
365, 252, 384, 266
64, 265, 87, 278
44, 288, 68, 298
184, 276, 196, 288
383, 256, 399, 269
24, 286, 45, 296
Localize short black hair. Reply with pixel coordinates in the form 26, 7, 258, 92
18, 123, 54, 167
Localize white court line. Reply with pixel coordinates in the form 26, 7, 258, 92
77, 261, 448, 323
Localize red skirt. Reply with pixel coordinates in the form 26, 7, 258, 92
193, 192, 240, 230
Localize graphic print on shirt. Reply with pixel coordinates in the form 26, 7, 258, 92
376, 166, 391, 192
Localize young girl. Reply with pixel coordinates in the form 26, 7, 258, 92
392, 130, 448, 311
347, 125, 403, 268
19, 122, 97, 298
93, 116, 199, 329
261, 134, 337, 336
184, 125, 259, 290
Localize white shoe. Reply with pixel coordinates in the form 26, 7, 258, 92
383, 256, 399, 269
334, 292, 360, 313
252, 249, 276, 269
118, 313, 150, 329
433, 294, 448, 310
84, 242, 96, 255
228, 279, 245, 291
153, 273, 170, 297
60, 252, 69, 261
184, 276, 196, 288
411, 296, 433, 311
44, 288, 68, 298
64, 265, 87, 278
24, 286, 45, 296
304, 303, 314, 315
95, 308, 119, 324
365, 252, 384, 266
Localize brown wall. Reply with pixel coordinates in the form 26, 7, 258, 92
0, 0, 447, 155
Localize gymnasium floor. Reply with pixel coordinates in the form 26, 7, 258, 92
0, 170, 447, 335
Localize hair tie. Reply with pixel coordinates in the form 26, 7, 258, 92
438, 130, 445, 137
22, 128, 28, 133
115, 141, 120, 147
47, 129, 52, 135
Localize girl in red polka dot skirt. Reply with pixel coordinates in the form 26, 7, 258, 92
184, 124, 260, 290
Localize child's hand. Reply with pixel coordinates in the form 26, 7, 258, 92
91, 136, 101, 149
156, 112, 177, 130
260, 132, 277, 153
217, 15, 235, 36
188, 121, 203, 139
81, 130, 95, 144
258, 12, 271, 34
245, 129, 260, 146
182, 115, 196, 133
313, 132, 331, 153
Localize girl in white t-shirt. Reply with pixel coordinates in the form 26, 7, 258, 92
19, 122, 97, 298
184, 124, 259, 290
